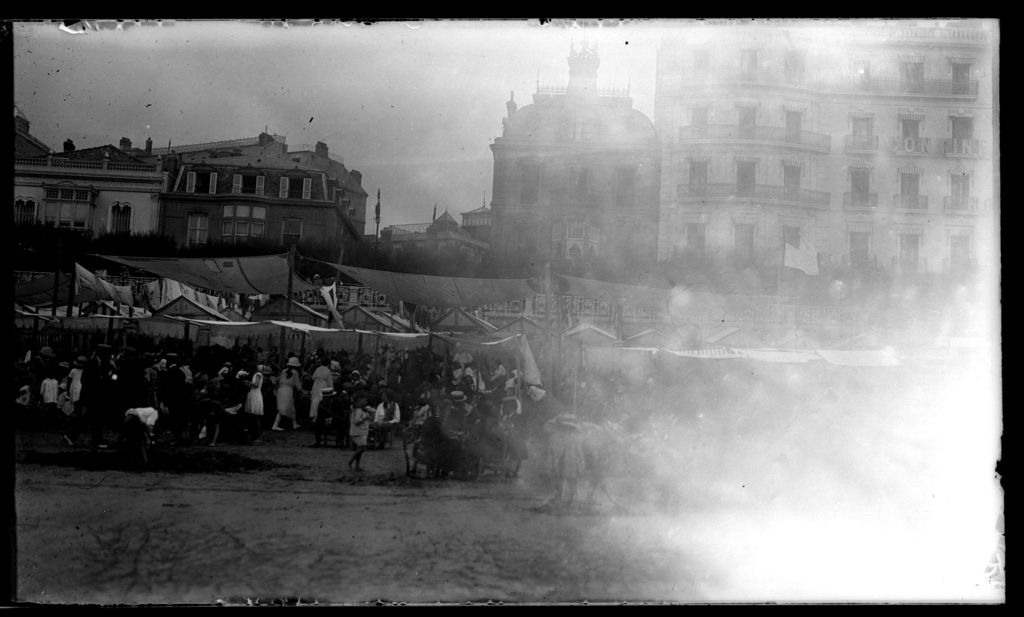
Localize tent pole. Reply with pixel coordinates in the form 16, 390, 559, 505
51, 236, 63, 317
66, 261, 76, 316
280, 245, 296, 366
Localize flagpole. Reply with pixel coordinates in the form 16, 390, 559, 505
777, 223, 784, 297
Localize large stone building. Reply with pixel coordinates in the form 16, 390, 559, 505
147, 132, 364, 262
654, 19, 995, 278
381, 210, 490, 265
489, 42, 662, 267
14, 109, 167, 236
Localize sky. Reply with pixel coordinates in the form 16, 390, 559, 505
13, 18, 678, 230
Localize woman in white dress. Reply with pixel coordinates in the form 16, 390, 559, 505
244, 368, 265, 441
272, 357, 304, 431
308, 356, 334, 423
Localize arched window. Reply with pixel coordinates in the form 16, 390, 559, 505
14, 199, 36, 224
111, 202, 132, 233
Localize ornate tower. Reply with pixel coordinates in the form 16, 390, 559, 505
566, 40, 600, 98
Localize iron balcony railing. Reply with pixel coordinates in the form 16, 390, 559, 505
844, 192, 879, 208
944, 196, 979, 212
834, 77, 979, 97
941, 138, 983, 156
890, 136, 931, 154
893, 194, 928, 210
678, 124, 831, 150
679, 183, 830, 207
845, 134, 879, 152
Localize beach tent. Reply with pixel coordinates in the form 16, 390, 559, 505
431, 307, 499, 334
250, 297, 328, 328
151, 295, 231, 321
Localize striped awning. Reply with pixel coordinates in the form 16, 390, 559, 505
687, 154, 712, 163
847, 222, 873, 233
783, 103, 807, 113
898, 111, 926, 120
897, 225, 923, 235
734, 155, 760, 163
850, 110, 875, 118
782, 158, 805, 168
898, 165, 923, 174
899, 54, 924, 63
950, 166, 970, 176
849, 160, 873, 169
948, 56, 975, 65
733, 214, 760, 225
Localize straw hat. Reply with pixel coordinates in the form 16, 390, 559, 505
40, 346, 55, 358
286, 357, 302, 368
320, 387, 337, 397
73, 355, 87, 368
450, 390, 467, 403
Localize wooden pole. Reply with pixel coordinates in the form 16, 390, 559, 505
279, 245, 296, 366
66, 260, 76, 316
51, 236, 63, 317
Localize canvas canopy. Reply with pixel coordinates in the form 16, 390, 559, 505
92, 253, 317, 295
328, 264, 536, 308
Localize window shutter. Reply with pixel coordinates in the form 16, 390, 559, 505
256, 176, 265, 196
232, 174, 242, 194
209, 172, 218, 194
302, 177, 312, 200
186, 171, 196, 193
279, 177, 289, 198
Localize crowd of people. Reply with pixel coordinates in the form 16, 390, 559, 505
13, 338, 539, 478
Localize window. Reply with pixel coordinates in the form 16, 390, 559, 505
901, 119, 920, 141
850, 168, 871, 204
232, 174, 265, 196
785, 111, 802, 142
951, 116, 974, 140
783, 164, 801, 194
519, 164, 540, 205
735, 223, 755, 261
187, 213, 209, 247
783, 225, 801, 249
221, 205, 267, 242
616, 167, 636, 208
282, 218, 302, 245
738, 106, 756, 136
850, 116, 875, 149
14, 199, 36, 224
952, 63, 971, 95
567, 220, 585, 240
44, 202, 90, 228
689, 161, 708, 194
854, 60, 871, 88
573, 167, 590, 201
694, 50, 710, 79
950, 174, 971, 208
736, 161, 756, 195
949, 234, 971, 270
110, 202, 132, 233
900, 172, 922, 208
848, 231, 871, 267
899, 234, 920, 272
685, 223, 706, 253
282, 176, 311, 199
740, 49, 758, 80
784, 50, 805, 83
900, 61, 924, 92
186, 171, 218, 194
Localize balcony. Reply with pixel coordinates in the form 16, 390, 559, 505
844, 192, 878, 209
893, 194, 928, 210
678, 183, 830, 208
941, 138, 983, 157
944, 196, 979, 213
677, 124, 831, 151
15, 156, 158, 173
890, 136, 930, 155
830, 77, 979, 98
845, 134, 879, 153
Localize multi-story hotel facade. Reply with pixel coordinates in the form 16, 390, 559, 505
655, 19, 995, 279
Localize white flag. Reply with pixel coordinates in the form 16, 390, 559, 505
784, 240, 819, 275
319, 283, 344, 326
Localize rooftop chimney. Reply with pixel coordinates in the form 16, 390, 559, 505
63, 139, 75, 153
119, 137, 132, 151
349, 169, 362, 185
145, 137, 152, 155
315, 141, 329, 157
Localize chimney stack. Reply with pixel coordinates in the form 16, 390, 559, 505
145, 137, 153, 155
119, 137, 132, 151
63, 139, 75, 153
315, 141, 329, 157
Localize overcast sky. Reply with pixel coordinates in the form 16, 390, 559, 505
13, 19, 679, 230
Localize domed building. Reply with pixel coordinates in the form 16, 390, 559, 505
489, 42, 661, 269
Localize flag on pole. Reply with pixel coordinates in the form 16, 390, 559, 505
783, 238, 820, 275
319, 282, 344, 326
375, 189, 381, 224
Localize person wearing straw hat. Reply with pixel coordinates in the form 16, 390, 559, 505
272, 356, 304, 431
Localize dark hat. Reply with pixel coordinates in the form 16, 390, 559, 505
74, 355, 87, 367
40, 346, 55, 358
